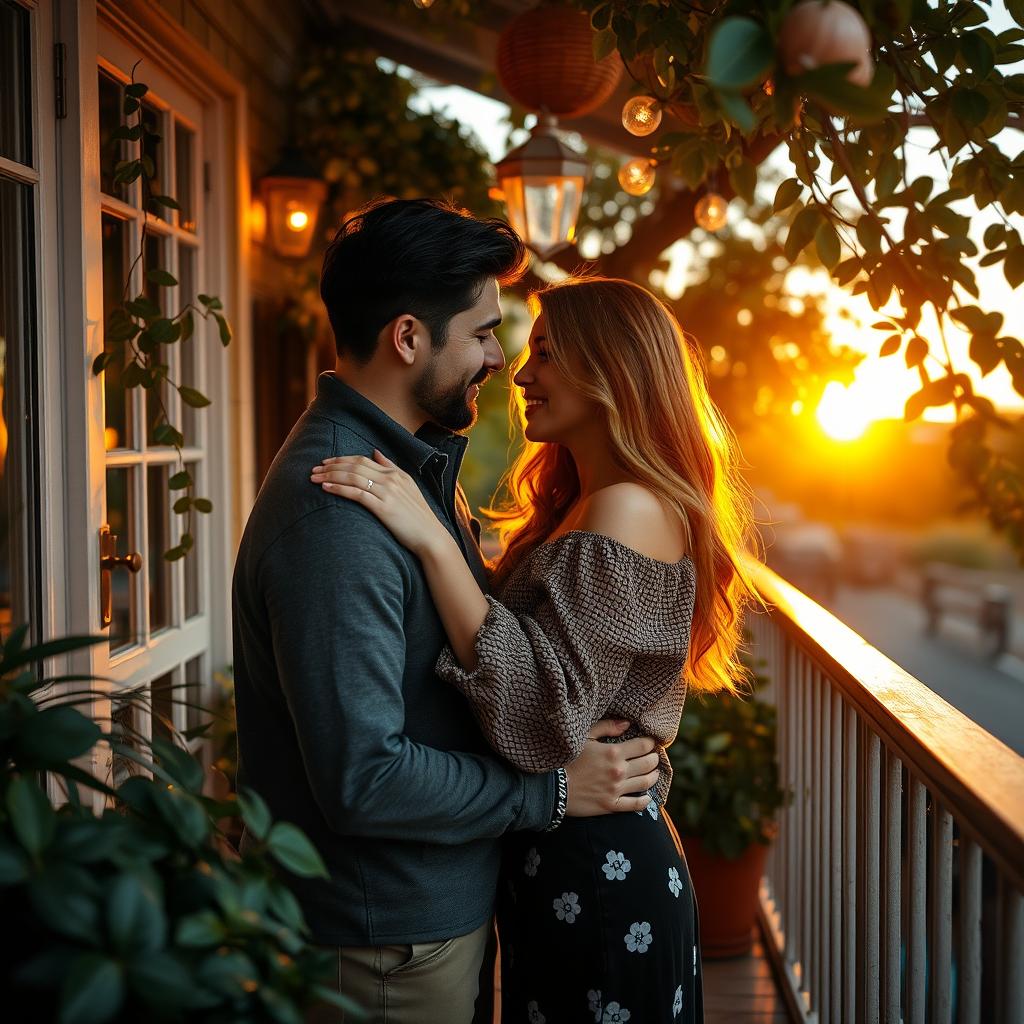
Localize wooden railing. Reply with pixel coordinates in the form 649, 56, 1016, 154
746, 561, 1024, 1024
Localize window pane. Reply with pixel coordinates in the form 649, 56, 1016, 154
144, 232, 171, 447
184, 460, 200, 619
151, 671, 174, 744
141, 102, 165, 217
98, 70, 128, 201
106, 467, 138, 651
0, 176, 40, 639
111, 700, 141, 787
102, 214, 133, 450
147, 465, 171, 633
175, 122, 196, 233
184, 654, 204, 732
178, 245, 198, 443
0, 1, 32, 166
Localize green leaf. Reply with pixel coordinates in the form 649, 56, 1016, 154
952, 87, 990, 126
152, 422, 185, 448
149, 194, 181, 211
193, 498, 213, 514
785, 205, 823, 261
92, 351, 114, 376
905, 335, 929, 367
60, 953, 125, 1024
772, 178, 802, 214
214, 313, 232, 346
125, 295, 161, 321
0, 839, 29, 884
124, 83, 148, 98
728, 160, 757, 204
176, 909, 227, 948
266, 822, 329, 879
1005, 246, 1024, 288
815, 220, 841, 269
173, 496, 192, 514
960, 31, 996, 78
856, 215, 884, 254
164, 546, 186, 562
592, 27, 617, 62
7, 776, 56, 855
30, 863, 101, 943
237, 787, 273, 840
106, 872, 167, 955
17, 705, 101, 764
718, 89, 757, 133
799, 65, 889, 121
706, 18, 773, 91
179, 310, 194, 342
168, 470, 191, 490
178, 385, 211, 408
145, 268, 178, 287
140, 154, 155, 179
147, 317, 180, 344
181, 532, 194, 551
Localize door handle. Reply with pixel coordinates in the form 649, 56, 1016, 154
99, 524, 142, 629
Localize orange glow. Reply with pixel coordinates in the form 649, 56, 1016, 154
815, 381, 872, 441
286, 208, 310, 231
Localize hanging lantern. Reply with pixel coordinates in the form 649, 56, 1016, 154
618, 157, 657, 197
259, 147, 327, 261
495, 116, 589, 261
695, 192, 729, 231
779, 0, 874, 87
621, 95, 663, 137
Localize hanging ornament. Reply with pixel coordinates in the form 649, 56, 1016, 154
621, 95, 663, 137
779, 0, 874, 87
618, 157, 657, 196
695, 192, 729, 231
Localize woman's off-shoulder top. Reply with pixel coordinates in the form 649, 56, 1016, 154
436, 530, 697, 804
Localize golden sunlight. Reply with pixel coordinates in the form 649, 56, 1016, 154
815, 380, 873, 441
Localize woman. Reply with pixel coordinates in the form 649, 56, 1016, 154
311, 277, 756, 1023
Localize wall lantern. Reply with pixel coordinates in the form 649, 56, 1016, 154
259, 147, 327, 261
495, 115, 590, 261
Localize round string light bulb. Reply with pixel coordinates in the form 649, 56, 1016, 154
412, 0, 435, 8
621, 95, 662, 137
694, 192, 729, 231
618, 157, 657, 197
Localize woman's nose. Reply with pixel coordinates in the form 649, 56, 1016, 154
514, 361, 534, 387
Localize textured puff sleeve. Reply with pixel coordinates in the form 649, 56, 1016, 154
436, 531, 695, 777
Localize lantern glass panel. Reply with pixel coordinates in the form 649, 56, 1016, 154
521, 176, 584, 258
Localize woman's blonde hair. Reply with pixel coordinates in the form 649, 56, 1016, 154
487, 276, 760, 695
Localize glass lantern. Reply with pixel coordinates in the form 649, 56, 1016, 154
259, 148, 327, 261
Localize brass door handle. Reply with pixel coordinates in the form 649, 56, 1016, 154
99, 525, 142, 629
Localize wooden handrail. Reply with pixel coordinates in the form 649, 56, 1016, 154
747, 557, 1024, 893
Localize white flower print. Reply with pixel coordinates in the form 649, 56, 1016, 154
601, 850, 632, 881
524, 847, 541, 877
587, 989, 602, 1022
602, 1002, 631, 1023
668, 866, 683, 897
527, 1001, 546, 1024
646, 799, 659, 820
672, 984, 683, 1017
624, 921, 652, 953
553, 891, 581, 924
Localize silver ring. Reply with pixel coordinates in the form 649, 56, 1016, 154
366, 478, 374, 490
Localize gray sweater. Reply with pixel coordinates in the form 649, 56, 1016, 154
232, 373, 557, 945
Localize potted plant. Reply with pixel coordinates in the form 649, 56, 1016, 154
665, 656, 788, 958
0, 627, 363, 1022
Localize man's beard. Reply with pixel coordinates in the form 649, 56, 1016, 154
414, 364, 488, 431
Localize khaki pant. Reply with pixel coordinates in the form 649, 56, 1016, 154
306, 918, 492, 1024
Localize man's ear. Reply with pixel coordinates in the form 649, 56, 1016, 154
382, 314, 426, 367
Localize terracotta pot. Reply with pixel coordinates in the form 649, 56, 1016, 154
682, 835, 770, 958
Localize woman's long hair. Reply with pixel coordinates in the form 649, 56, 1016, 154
486, 277, 760, 696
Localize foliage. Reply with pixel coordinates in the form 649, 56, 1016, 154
665, 656, 788, 860
91, 67, 230, 562
0, 628, 361, 1023
571, 0, 1024, 554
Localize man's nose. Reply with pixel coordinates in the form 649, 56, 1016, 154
484, 337, 505, 373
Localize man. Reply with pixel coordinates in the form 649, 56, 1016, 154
232, 199, 660, 1023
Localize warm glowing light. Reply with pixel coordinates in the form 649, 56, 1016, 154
286, 207, 310, 231
816, 380, 872, 441
412, 0, 435, 7
250, 198, 267, 243
104, 427, 120, 451
621, 95, 662, 137
763, 78, 775, 96
618, 157, 656, 196
695, 192, 729, 231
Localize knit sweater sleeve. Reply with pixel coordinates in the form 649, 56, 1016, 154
436, 532, 693, 772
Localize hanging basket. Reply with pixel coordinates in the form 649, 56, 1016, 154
497, 5, 623, 119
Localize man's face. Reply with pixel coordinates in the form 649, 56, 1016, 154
413, 278, 505, 431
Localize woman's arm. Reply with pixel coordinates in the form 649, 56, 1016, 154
311, 450, 490, 668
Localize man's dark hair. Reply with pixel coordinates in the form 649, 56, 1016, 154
320, 197, 529, 363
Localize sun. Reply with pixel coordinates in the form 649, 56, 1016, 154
816, 380, 873, 441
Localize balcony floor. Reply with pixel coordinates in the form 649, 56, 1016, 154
704, 930, 791, 1024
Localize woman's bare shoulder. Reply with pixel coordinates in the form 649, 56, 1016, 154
574, 483, 687, 563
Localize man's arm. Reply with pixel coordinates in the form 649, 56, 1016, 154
260, 501, 556, 843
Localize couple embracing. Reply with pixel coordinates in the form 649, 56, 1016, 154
232, 198, 754, 1024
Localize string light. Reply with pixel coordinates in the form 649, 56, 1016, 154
618, 157, 657, 196
694, 191, 729, 231
412, 0, 435, 8
621, 95, 662, 137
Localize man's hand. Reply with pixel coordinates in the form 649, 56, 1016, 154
564, 719, 661, 817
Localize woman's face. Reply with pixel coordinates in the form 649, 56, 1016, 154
513, 313, 597, 445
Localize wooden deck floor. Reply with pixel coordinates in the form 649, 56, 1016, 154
703, 929, 792, 1024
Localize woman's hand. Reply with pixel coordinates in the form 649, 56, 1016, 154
311, 450, 451, 557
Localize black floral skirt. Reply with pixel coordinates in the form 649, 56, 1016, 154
497, 799, 704, 1023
